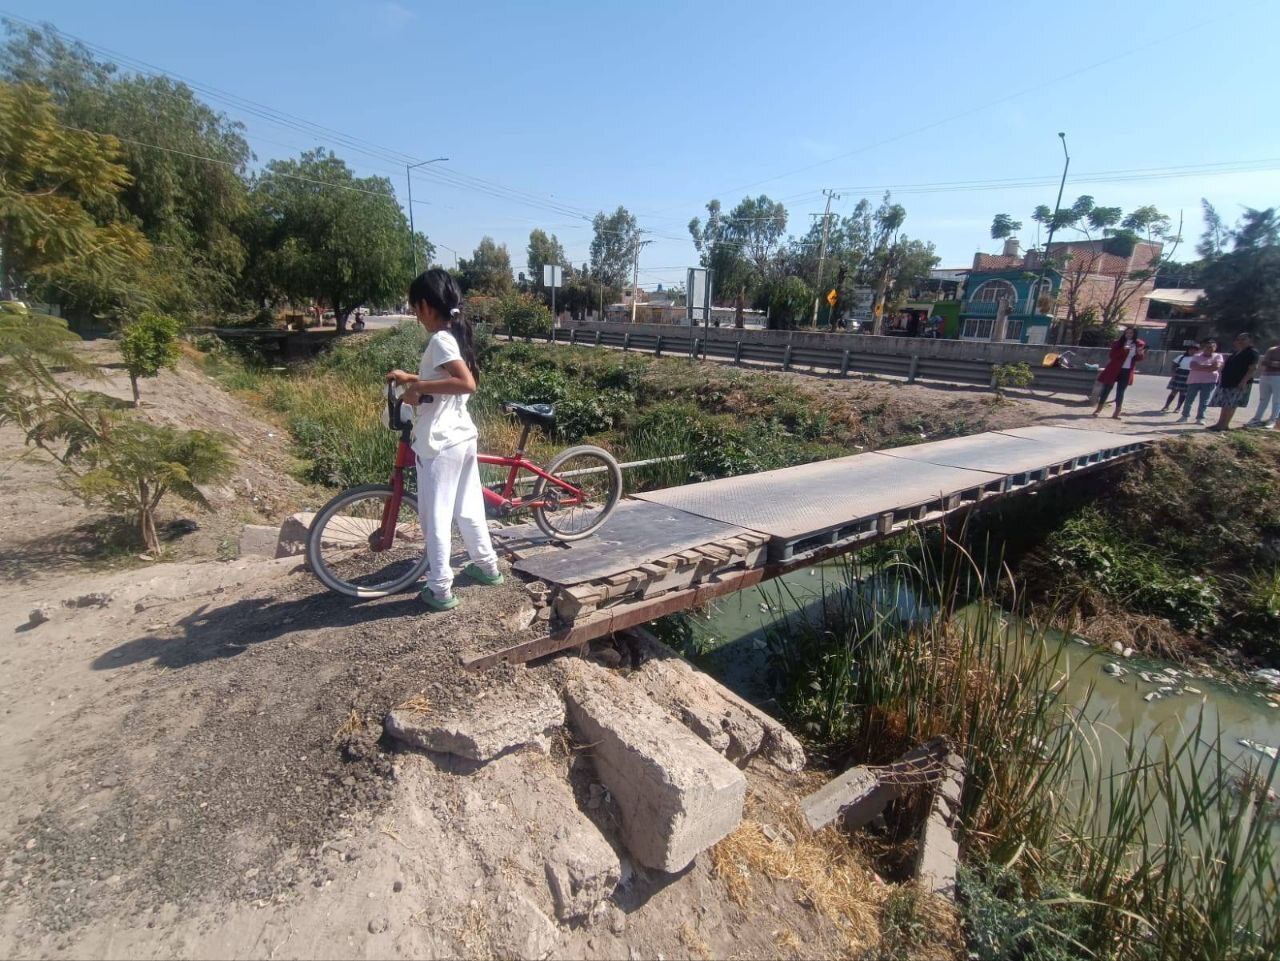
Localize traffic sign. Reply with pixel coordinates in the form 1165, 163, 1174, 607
826, 289, 838, 307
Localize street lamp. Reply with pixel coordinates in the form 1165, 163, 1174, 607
406, 157, 448, 273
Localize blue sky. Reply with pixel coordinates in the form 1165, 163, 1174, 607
7, 0, 1279, 289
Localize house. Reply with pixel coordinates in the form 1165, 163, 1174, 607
1142, 288, 1209, 349
958, 237, 1163, 344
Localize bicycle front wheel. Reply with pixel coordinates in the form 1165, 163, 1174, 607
306, 484, 429, 597
532, 446, 623, 541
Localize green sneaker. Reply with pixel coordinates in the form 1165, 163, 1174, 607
418, 587, 459, 611
462, 563, 504, 586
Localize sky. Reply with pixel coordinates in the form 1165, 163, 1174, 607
5, 0, 1280, 291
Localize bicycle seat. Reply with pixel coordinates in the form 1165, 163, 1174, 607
504, 402, 556, 428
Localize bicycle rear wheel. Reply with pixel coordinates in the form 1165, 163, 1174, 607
531, 446, 623, 541
306, 484, 429, 597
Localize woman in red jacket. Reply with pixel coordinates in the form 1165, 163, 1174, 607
1093, 327, 1146, 419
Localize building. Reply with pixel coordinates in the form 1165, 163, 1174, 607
1142, 288, 1209, 349
958, 237, 1163, 344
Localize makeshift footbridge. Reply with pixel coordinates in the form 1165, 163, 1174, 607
467, 424, 1156, 670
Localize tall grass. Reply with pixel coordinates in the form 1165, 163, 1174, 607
762, 531, 1280, 960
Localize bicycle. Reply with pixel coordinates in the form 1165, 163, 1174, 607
306, 383, 622, 597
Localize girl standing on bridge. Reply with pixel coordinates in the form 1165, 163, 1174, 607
387, 269, 503, 611
1093, 327, 1146, 420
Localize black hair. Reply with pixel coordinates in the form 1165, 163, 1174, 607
1114, 326, 1138, 347
408, 268, 479, 383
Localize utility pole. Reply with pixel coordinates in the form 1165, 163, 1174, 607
405, 156, 448, 273
629, 237, 652, 324
1034, 132, 1070, 342
809, 189, 839, 327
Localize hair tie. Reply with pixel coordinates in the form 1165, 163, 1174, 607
449, 307, 461, 317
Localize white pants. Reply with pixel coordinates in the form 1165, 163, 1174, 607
416, 439, 499, 598
1249, 376, 1280, 425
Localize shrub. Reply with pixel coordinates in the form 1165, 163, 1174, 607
992, 362, 1033, 397
767, 275, 812, 329
119, 311, 182, 405
554, 389, 634, 442
498, 292, 553, 339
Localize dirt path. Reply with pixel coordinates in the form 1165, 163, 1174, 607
0, 343, 860, 960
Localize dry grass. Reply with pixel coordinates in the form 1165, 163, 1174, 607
711, 812, 884, 957
678, 921, 711, 960
331, 708, 364, 741
395, 692, 433, 714
1064, 602, 1195, 661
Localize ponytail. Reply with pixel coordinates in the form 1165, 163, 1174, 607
409, 269, 480, 383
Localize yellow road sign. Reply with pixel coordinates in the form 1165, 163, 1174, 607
826, 289, 838, 307
873, 302, 883, 318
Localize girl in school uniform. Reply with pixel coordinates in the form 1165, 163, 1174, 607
387, 269, 503, 610
1161, 343, 1196, 411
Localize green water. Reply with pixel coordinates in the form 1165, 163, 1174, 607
676, 561, 1280, 788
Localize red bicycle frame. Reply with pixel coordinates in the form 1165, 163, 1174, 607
372, 410, 587, 551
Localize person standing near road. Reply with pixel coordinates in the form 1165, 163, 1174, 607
1093, 326, 1146, 419
1162, 343, 1196, 412
386, 269, 503, 611
1176, 338, 1223, 424
1207, 332, 1261, 431
1245, 342, 1280, 429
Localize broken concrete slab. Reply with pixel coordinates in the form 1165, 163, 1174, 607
238, 524, 280, 559
624, 628, 806, 773
275, 512, 314, 557
544, 824, 622, 921
384, 684, 564, 762
915, 752, 965, 899
563, 661, 746, 873
801, 737, 951, 832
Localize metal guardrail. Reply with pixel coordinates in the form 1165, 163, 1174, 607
494, 324, 1098, 397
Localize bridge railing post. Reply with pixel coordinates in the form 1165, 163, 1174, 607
840, 349, 851, 377
594, 329, 602, 347
568, 327, 577, 345
654, 335, 663, 357
623, 331, 631, 351
908, 355, 919, 383
734, 338, 743, 366
782, 344, 792, 371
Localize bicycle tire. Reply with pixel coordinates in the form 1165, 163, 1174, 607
531, 445, 623, 541
306, 483, 429, 597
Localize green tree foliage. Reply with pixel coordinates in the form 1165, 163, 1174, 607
1, 24, 251, 316
989, 213, 1023, 240
498, 292, 553, 338
118, 311, 181, 405
526, 229, 565, 290
589, 206, 640, 289
457, 236, 513, 295
76, 420, 232, 553
1200, 207, 1280, 340
0, 82, 149, 301
688, 198, 775, 324
243, 149, 415, 329
767, 275, 811, 330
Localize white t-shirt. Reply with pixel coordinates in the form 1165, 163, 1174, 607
411, 330, 478, 458
1121, 344, 1137, 369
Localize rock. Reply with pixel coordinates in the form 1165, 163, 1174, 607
801, 738, 950, 832
62, 592, 111, 609
24, 607, 50, 629
392, 880, 403, 893
499, 599, 537, 634
590, 644, 623, 669
1122, 647, 1134, 659
275, 512, 316, 558
488, 891, 558, 961
609, 906, 627, 935
1110, 641, 1125, 656
563, 661, 745, 873
1103, 662, 1125, 677
368, 917, 389, 934
384, 683, 564, 762
238, 524, 280, 559
544, 827, 622, 921
625, 629, 805, 773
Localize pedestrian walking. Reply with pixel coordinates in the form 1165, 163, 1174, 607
1245, 343, 1280, 428
1207, 332, 1260, 431
1093, 327, 1146, 419
1162, 343, 1196, 411
1176, 338, 1223, 424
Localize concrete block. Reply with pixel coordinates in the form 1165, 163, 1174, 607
801, 767, 893, 833
238, 524, 280, 558
916, 809, 959, 898
563, 662, 745, 873
385, 684, 564, 762
544, 826, 622, 920
275, 511, 315, 557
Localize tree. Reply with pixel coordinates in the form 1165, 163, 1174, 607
1197, 199, 1231, 260
2, 24, 251, 317
767, 276, 811, 330
1200, 207, 1280, 340
0, 82, 149, 301
76, 420, 232, 553
589, 207, 640, 290
689, 200, 755, 327
498, 292, 553, 338
526, 229, 565, 292
118, 311, 181, 405
243, 149, 416, 329
723, 195, 788, 282
458, 236, 513, 295
990, 213, 1023, 241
